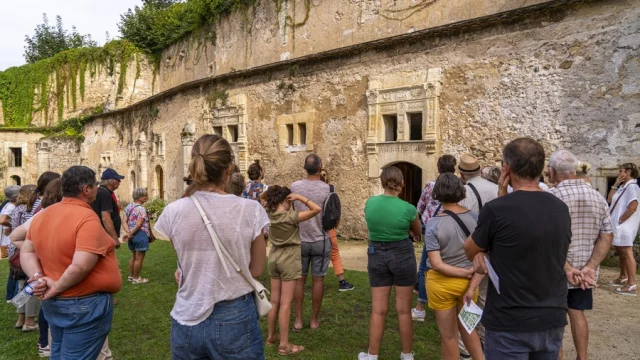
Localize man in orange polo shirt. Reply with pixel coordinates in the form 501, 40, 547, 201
20, 166, 122, 360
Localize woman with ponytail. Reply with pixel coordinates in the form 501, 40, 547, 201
154, 135, 269, 360
360, 166, 422, 360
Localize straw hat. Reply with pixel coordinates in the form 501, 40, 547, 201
458, 154, 481, 174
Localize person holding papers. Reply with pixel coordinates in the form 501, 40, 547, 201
464, 138, 571, 359
424, 173, 484, 360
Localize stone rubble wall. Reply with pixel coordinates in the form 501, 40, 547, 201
1, 0, 639, 239
155, 0, 550, 92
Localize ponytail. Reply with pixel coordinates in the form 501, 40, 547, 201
188, 135, 233, 188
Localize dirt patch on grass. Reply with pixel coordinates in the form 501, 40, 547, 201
335, 239, 639, 360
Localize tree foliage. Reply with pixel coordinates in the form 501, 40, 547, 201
118, 0, 257, 56
24, 14, 98, 64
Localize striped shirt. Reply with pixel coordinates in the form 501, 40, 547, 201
549, 179, 613, 288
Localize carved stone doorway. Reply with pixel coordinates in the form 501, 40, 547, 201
389, 162, 422, 206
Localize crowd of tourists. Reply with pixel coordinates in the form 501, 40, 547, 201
0, 134, 637, 360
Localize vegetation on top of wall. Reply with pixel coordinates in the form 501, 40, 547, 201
119, 0, 258, 61
0, 40, 140, 127
205, 87, 229, 108
37, 105, 104, 142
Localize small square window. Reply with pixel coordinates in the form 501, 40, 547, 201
286, 124, 294, 146
213, 126, 223, 136
228, 125, 239, 142
383, 115, 398, 142
298, 123, 307, 145
408, 113, 423, 141
9, 147, 22, 167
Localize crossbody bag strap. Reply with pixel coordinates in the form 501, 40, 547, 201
467, 183, 483, 210
189, 195, 261, 293
610, 186, 629, 214
442, 210, 471, 238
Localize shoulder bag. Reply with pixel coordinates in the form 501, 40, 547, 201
190, 195, 272, 317
442, 210, 471, 237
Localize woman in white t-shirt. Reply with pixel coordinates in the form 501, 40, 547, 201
155, 134, 269, 360
607, 163, 639, 296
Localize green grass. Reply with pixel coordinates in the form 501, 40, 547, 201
0, 241, 442, 359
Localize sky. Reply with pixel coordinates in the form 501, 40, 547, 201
0, 0, 143, 71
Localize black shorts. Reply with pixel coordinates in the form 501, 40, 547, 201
567, 288, 593, 310
367, 239, 417, 287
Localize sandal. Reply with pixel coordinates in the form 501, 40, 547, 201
278, 344, 305, 356
615, 284, 637, 296
132, 278, 150, 284
266, 334, 280, 346
127, 276, 134, 282
607, 278, 627, 287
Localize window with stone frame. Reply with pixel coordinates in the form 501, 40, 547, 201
408, 112, 423, 141
383, 115, 398, 142
277, 111, 315, 152
9, 147, 22, 167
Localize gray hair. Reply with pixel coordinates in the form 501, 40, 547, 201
132, 188, 148, 201
549, 149, 578, 176
4, 185, 20, 202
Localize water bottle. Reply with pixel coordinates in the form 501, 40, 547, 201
11, 280, 40, 308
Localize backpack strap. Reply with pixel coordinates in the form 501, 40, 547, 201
329, 184, 334, 193
442, 210, 471, 238
467, 183, 483, 210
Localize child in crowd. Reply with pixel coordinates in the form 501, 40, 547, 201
264, 185, 321, 356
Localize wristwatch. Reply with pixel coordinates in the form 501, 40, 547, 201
611, 186, 619, 190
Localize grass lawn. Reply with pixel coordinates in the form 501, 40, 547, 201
0, 240, 442, 359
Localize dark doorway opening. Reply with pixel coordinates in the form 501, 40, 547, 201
388, 162, 423, 207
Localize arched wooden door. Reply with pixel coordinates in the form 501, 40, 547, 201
388, 162, 422, 207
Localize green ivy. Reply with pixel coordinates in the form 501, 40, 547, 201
37, 105, 104, 142
0, 40, 140, 127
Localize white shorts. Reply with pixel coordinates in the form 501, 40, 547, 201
613, 220, 639, 247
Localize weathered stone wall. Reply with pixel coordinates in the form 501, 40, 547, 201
2, 0, 638, 239
21, 55, 155, 127
0, 131, 44, 188
156, 0, 550, 92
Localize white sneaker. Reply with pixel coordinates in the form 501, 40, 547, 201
358, 352, 378, 360
400, 352, 415, 360
411, 308, 426, 322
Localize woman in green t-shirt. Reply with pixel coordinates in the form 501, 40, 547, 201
360, 166, 422, 360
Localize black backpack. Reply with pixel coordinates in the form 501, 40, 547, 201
322, 185, 341, 231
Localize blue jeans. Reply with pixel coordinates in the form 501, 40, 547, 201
42, 293, 113, 360
6, 273, 18, 300
171, 293, 264, 360
38, 308, 49, 347
484, 327, 564, 360
417, 242, 429, 304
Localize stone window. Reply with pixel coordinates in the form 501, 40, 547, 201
153, 134, 165, 157
408, 113, 423, 141
228, 125, 239, 143
286, 124, 294, 145
154, 165, 164, 200
383, 115, 398, 142
213, 126, 223, 136
277, 111, 315, 152
298, 123, 307, 145
100, 152, 113, 168
9, 147, 22, 167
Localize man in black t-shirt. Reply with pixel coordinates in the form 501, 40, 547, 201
91, 168, 124, 249
464, 138, 571, 359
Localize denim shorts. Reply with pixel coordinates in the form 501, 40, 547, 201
128, 231, 149, 252
171, 293, 264, 360
301, 238, 331, 277
367, 239, 417, 287
42, 293, 113, 360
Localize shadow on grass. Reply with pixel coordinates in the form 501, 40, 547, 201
0, 241, 442, 359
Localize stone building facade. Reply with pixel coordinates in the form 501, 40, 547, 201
1, 0, 639, 238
